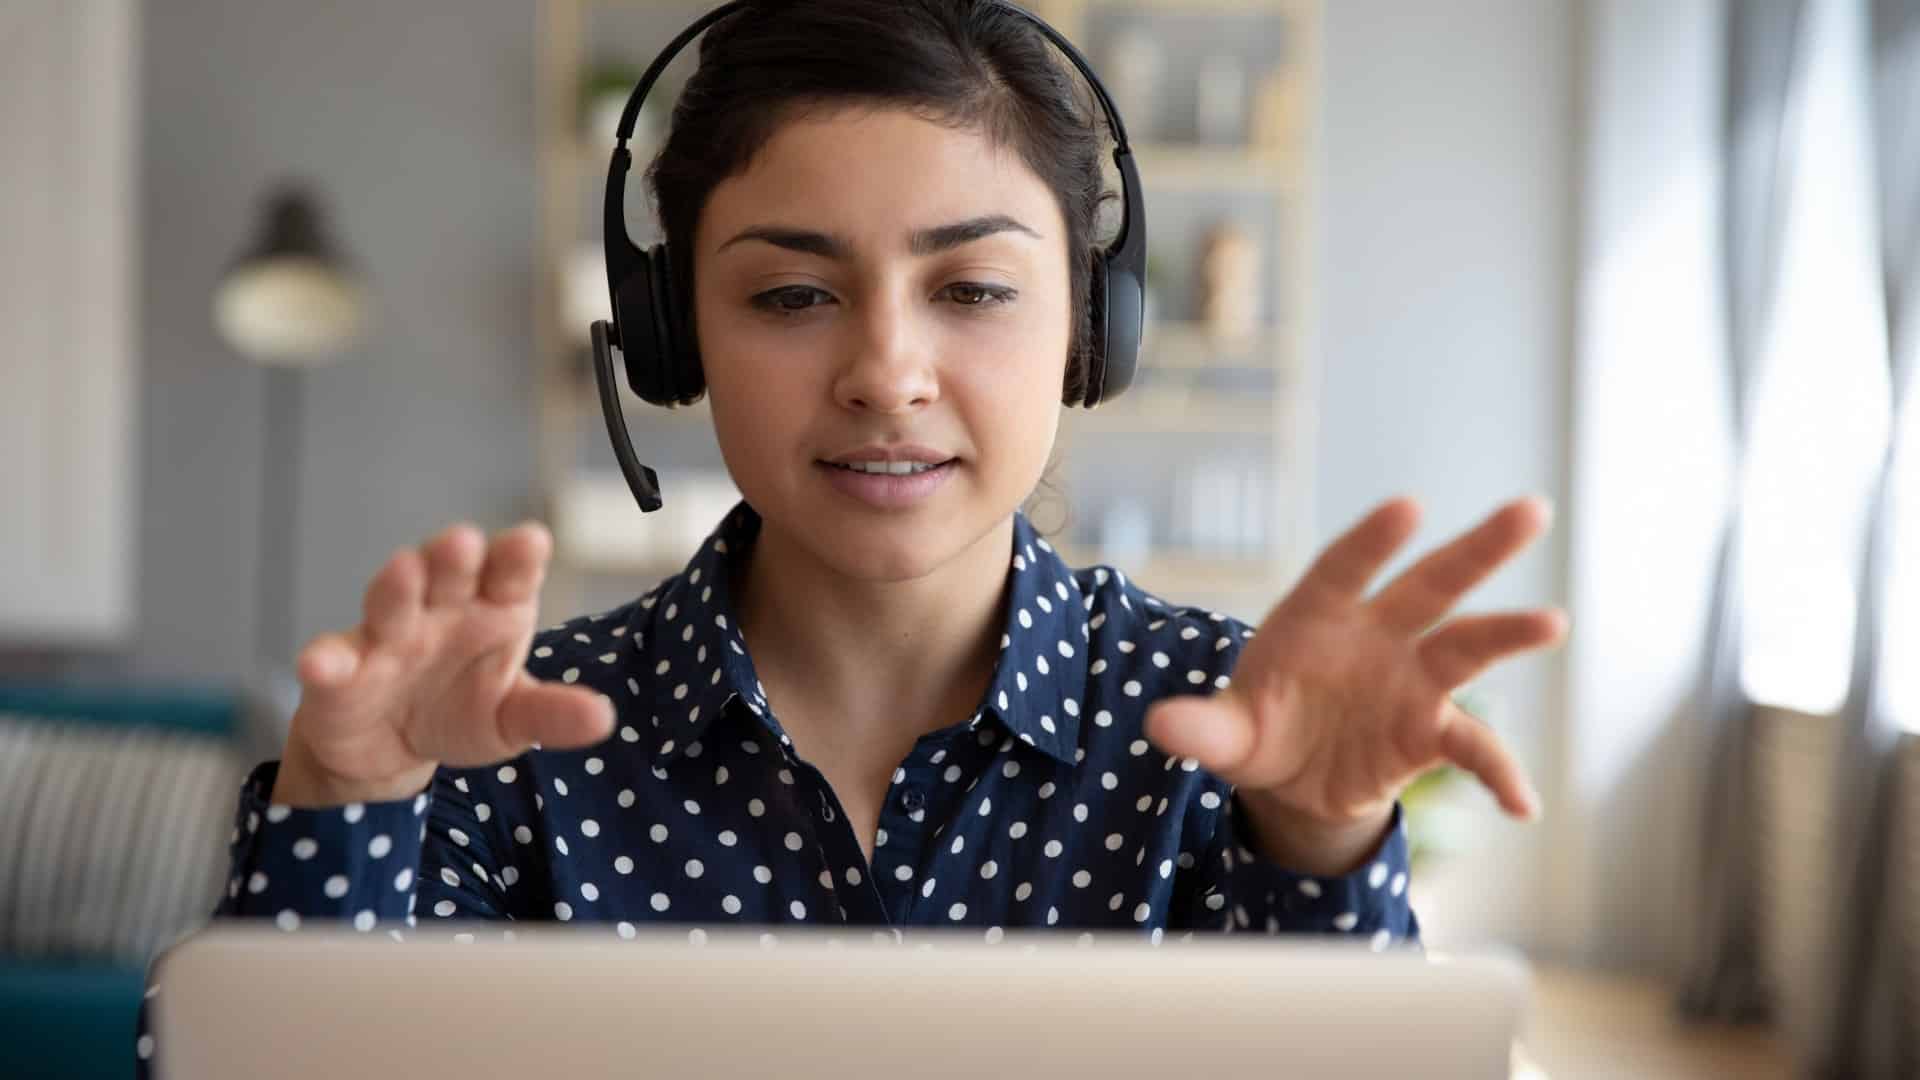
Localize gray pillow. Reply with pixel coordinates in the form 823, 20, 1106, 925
0, 714, 248, 967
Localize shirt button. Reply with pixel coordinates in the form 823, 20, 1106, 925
899, 788, 925, 813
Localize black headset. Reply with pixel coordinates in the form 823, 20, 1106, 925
588, 0, 1145, 513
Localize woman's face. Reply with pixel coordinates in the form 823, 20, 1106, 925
693, 106, 1073, 583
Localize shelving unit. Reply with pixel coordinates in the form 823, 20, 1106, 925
533, 0, 1321, 625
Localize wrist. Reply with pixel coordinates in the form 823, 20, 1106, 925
1232, 790, 1395, 877
270, 737, 435, 809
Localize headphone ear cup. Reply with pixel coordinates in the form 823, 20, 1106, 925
1091, 254, 1142, 406
615, 251, 673, 406
650, 244, 704, 402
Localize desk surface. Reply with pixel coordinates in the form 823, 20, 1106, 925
1516, 965, 1791, 1079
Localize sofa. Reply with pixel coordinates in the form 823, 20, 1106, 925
0, 680, 286, 1080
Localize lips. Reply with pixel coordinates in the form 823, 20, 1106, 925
821, 444, 957, 467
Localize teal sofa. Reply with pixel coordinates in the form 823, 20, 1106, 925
0, 682, 259, 1080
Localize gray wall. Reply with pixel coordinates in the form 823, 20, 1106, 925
133, 0, 540, 683
1317, 0, 1578, 954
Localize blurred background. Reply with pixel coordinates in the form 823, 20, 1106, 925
3, 0, 1916, 1076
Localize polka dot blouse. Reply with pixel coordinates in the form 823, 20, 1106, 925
133, 501, 1417, 1076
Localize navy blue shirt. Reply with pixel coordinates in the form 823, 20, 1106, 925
134, 501, 1417, 1075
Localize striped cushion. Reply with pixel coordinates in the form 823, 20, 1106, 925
0, 714, 247, 967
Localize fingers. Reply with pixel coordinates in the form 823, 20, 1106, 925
1142, 693, 1258, 784
1418, 609, 1569, 688
1370, 496, 1554, 635
362, 547, 426, 646
1436, 700, 1539, 818
295, 629, 364, 699
495, 673, 617, 755
422, 523, 486, 608
1289, 497, 1422, 615
478, 521, 552, 606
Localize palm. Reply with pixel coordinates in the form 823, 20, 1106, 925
1145, 496, 1566, 825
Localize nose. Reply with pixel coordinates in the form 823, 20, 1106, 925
832, 289, 940, 415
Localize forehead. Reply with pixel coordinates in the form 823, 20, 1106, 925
696, 106, 1062, 252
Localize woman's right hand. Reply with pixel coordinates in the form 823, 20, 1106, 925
269, 521, 617, 808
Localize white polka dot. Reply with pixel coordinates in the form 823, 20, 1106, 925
1101, 772, 1119, 790
434, 899, 456, 917
555, 902, 574, 920
1105, 833, 1124, 851
1134, 902, 1152, 923
618, 789, 636, 808
449, 828, 470, 847
1368, 862, 1389, 889
1044, 840, 1063, 858
1010, 821, 1028, 839
722, 895, 742, 914
582, 882, 600, 901
651, 824, 669, 843
265, 805, 291, 824
1299, 879, 1323, 898
719, 830, 738, 846
1200, 791, 1222, 810
755, 865, 773, 884
749, 798, 766, 817
651, 893, 671, 912
353, 910, 376, 932
275, 910, 300, 932
137, 1035, 154, 1060
496, 766, 516, 784
949, 902, 968, 921
581, 819, 600, 838
1333, 912, 1359, 931
1072, 870, 1092, 888
394, 868, 413, 892
1094, 710, 1113, 727
342, 802, 365, 824
685, 859, 705, 879
1391, 871, 1408, 897
291, 838, 317, 860
895, 865, 914, 881
980, 861, 998, 880
614, 855, 634, 875
790, 900, 807, 919
514, 825, 533, 844
1074, 803, 1090, 822
846, 867, 863, 886
1129, 739, 1149, 756
1015, 882, 1033, 901
440, 867, 461, 888
785, 831, 804, 851
1123, 680, 1142, 697
323, 875, 349, 899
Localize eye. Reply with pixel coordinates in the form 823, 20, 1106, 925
945, 283, 1017, 308
750, 285, 833, 317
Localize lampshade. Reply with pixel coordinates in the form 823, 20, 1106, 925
213, 182, 368, 365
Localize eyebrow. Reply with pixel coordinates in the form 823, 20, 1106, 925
715, 214, 1042, 260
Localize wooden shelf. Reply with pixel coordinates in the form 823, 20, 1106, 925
1141, 320, 1291, 370
1065, 387, 1278, 433
1134, 142, 1301, 191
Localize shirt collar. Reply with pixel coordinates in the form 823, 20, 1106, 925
629, 500, 1087, 769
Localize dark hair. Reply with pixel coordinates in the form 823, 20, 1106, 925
644, 0, 1116, 403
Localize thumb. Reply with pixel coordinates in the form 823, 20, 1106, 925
495, 673, 616, 754
1143, 692, 1257, 780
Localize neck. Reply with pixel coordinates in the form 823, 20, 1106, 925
734, 514, 1013, 735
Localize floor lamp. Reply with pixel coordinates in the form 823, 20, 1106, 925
212, 181, 368, 725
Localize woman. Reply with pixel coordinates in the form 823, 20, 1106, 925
135, 0, 1563, 1071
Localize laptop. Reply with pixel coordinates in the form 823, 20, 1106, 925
151, 921, 1529, 1078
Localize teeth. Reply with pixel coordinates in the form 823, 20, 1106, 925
832, 460, 943, 475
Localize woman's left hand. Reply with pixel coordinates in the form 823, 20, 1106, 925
1143, 495, 1568, 876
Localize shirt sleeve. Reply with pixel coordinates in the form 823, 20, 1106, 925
1169, 784, 1421, 950
133, 757, 511, 1080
